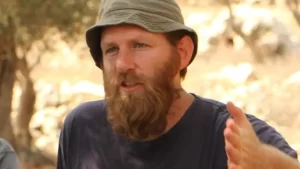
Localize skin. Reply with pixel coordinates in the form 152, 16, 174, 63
101, 25, 195, 135
100, 24, 300, 168
225, 102, 300, 169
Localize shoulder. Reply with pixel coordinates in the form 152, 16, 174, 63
59, 100, 108, 140
192, 94, 230, 124
63, 100, 107, 127
0, 138, 14, 154
66, 100, 106, 119
57, 100, 109, 167
0, 138, 20, 169
193, 95, 298, 159
193, 94, 227, 110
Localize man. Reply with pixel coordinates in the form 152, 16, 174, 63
57, 0, 300, 168
0, 138, 20, 169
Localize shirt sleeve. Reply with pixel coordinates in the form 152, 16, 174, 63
247, 114, 298, 159
0, 139, 20, 169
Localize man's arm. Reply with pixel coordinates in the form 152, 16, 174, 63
248, 114, 298, 160
262, 143, 300, 169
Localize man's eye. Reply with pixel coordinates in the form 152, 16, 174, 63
106, 47, 118, 54
134, 43, 147, 48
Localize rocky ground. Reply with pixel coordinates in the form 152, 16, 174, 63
12, 4, 300, 169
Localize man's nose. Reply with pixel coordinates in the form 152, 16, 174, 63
116, 49, 135, 72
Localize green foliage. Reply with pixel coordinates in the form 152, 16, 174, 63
0, 0, 100, 53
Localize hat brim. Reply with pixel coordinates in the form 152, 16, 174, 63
86, 9, 198, 69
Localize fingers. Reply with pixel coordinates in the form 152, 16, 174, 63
226, 118, 240, 135
228, 162, 240, 169
225, 138, 241, 165
225, 102, 262, 169
225, 118, 242, 167
224, 119, 241, 148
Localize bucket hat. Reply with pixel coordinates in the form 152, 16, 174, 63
85, 0, 198, 69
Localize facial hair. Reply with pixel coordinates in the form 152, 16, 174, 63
103, 51, 181, 141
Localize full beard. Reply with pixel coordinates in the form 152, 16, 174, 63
103, 52, 181, 141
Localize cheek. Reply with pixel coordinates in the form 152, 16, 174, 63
135, 60, 157, 79
135, 50, 169, 76
102, 62, 116, 81
103, 57, 116, 73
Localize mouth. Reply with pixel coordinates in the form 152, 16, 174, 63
121, 82, 141, 87
120, 82, 143, 92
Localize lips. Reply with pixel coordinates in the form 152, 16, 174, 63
121, 82, 142, 87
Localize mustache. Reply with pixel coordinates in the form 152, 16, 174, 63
111, 72, 144, 86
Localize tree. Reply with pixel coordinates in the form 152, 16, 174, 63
0, 0, 18, 150
286, 0, 300, 26
224, 0, 267, 62
0, 0, 99, 165
223, 0, 286, 63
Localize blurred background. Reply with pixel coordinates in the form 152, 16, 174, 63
0, 0, 299, 168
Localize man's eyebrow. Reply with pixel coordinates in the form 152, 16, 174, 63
101, 41, 116, 48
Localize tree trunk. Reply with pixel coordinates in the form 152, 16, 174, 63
15, 57, 36, 150
13, 54, 56, 169
225, 0, 265, 63
15, 79, 35, 149
286, 0, 300, 27
0, 50, 17, 150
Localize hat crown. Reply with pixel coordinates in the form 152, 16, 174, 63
97, 0, 184, 24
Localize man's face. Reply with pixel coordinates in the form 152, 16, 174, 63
100, 25, 181, 141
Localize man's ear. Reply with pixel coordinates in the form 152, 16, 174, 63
176, 35, 194, 70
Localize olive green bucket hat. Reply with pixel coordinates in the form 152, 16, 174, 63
85, 0, 198, 69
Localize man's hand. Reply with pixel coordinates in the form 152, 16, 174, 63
224, 102, 270, 169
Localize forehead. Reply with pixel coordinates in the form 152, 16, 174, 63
101, 25, 167, 44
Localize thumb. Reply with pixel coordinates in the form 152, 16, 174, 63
226, 102, 248, 126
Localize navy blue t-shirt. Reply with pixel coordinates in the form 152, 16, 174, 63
57, 94, 298, 169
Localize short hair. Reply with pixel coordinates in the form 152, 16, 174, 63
165, 30, 190, 80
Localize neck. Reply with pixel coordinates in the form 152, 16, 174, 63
165, 89, 194, 133
139, 90, 194, 141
